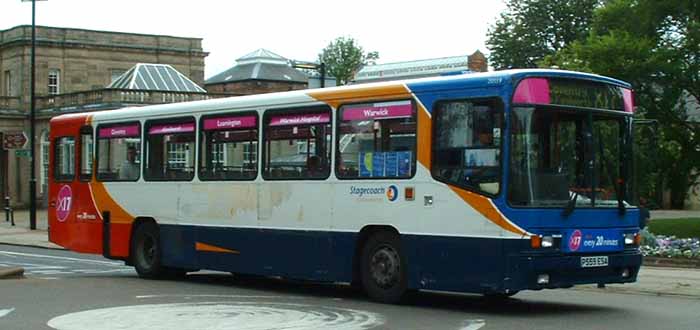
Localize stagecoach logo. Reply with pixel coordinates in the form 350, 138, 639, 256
56, 185, 73, 222
386, 185, 398, 202
569, 229, 582, 251
350, 185, 399, 202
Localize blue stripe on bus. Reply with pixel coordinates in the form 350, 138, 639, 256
158, 224, 641, 294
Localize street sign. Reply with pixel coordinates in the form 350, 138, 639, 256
15, 149, 31, 158
2, 131, 28, 149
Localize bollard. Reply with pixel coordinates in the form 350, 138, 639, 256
4, 196, 14, 226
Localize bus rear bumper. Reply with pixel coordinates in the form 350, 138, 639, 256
504, 251, 642, 292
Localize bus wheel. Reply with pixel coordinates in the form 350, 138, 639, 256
132, 222, 164, 279
360, 231, 408, 304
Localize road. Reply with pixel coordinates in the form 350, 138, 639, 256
1, 244, 699, 330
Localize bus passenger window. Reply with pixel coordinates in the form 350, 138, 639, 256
144, 118, 196, 181
96, 123, 141, 181
337, 100, 416, 179
199, 114, 258, 180
433, 99, 502, 195
54, 136, 75, 182
79, 127, 93, 181
263, 108, 331, 180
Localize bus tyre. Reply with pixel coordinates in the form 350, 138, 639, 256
132, 222, 164, 279
360, 231, 408, 304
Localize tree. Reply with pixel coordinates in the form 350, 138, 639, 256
486, 0, 601, 69
546, 0, 700, 208
318, 37, 379, 85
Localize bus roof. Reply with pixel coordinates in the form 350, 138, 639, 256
52, 69, 632, 125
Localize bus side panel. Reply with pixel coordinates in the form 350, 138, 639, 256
159, 225, 335, 281
109, 223, 132, 258
410, 235, 505, 293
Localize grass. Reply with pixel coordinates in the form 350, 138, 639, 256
647, 218, 700, 238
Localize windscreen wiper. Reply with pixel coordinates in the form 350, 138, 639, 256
562, 192, 579, 217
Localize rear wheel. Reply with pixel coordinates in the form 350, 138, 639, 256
131, 222, 164, 279
360, 231, 408, 304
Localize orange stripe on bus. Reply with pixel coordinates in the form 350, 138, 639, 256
89, 182, 134, 224
195, 242, 240, 254
448, 186, 527, 236
416, 103, 432, 169
307, 84, 411, 109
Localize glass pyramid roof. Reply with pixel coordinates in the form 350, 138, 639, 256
108, 63, 206, 93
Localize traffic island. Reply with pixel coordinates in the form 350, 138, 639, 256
0, 267, 24, 279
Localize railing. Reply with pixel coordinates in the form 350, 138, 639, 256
0, 96, 21, 110
35, 89, 238, 112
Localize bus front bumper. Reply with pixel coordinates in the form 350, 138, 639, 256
504, 250, 642, 292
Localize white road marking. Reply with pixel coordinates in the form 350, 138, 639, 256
135, 294, 297, 300
0, 308, 15, 319
0, 251, 121, 266
460, 319, 486, 330
29, 270, 75, 275
47, 302, 384, 330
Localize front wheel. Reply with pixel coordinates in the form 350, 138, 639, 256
360, 231, 408, 304
131, 222, 164, 279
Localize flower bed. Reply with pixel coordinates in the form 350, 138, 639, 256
640, 229, 700, 259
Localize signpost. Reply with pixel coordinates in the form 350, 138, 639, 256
2, 131, 28, 150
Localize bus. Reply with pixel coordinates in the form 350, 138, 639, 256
48, 69, 644, 303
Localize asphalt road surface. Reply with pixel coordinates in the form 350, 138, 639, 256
1, 244, 699, 330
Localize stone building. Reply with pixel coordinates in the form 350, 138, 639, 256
205, 49, 335, 95
0, 25, 209, 207
353, 50, 488, 84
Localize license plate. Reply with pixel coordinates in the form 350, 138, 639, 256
580, 256, 609, 268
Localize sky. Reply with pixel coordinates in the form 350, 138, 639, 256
0, 0, 507, 79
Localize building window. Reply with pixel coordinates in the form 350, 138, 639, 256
263, 107, 331, 180
48, 69, 60, 95
96, 123, 141, 181
336, 100, 416, 179
3, 70, 11, 96
199, 113, 258, 181
144, 118, 196, 181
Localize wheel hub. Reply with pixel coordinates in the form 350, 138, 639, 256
370, 245, 400, 288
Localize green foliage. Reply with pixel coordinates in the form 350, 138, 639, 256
648, 218, 700, 239
547, 0, 700, 208
486, 0, 601, 69
318, 37, 379, 85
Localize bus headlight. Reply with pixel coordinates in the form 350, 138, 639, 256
624, 232, 639, 246
541, 236, 554, 248
531, 235, 556, 249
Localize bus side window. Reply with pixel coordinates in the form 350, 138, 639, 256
54, 136, 76, 182
432, 99, 503, 196
96, 122, 141, 182
262, 107, 332, 180
199, 113, 258, 181
79, 126, 93, 181
144, 118, 196, 181
336, 100, 416, 179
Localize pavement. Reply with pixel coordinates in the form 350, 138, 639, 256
1, 208, 700, 299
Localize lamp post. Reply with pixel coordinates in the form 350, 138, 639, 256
22, 0, 46, 230
291, 61, 327, 88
